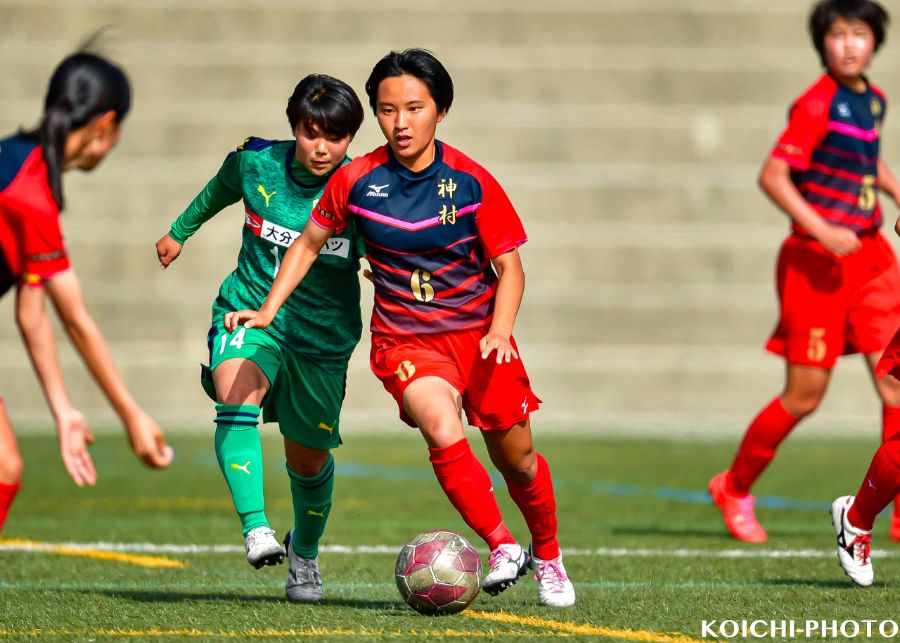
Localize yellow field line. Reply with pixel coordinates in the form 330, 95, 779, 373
0, 539, 184, 569
0, 628, 551, 638
467, 611, 710, 643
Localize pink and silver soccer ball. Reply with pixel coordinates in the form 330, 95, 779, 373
395, 530, 482, 615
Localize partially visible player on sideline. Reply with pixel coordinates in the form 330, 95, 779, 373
709, 0, 900, 543
225, 49, 576, 607
0, 51, 173, 534
832, 296, 900, 585
155, 74, 365, 603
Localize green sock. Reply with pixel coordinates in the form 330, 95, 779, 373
287, 454, 335, 559
214, 403, 268, 536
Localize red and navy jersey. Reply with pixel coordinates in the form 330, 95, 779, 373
771, 74, 886, 234
313, 141, 527, 335
0, 133, 69, 299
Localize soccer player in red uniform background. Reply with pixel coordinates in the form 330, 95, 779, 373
709, 0, 900, 543
0, 51, 173, 534
226, 48, 576, 607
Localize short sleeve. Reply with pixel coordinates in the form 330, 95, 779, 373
770, 93, 831, 171
474, 170, 527, 258
21, 207, 69, 286
312, 164, 354, 234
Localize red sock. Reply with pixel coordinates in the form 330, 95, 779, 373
882, 405, 900, 519
848, 439, 900, 530
727, 397, 799, 495
429, 439, 515, 550
0, 481, 21, 535
505, 453, 559, 560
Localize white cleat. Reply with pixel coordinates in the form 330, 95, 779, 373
482, 543, 530, 596
245, 526, 285, 569
284, 529, 322, 603
831, 496, 874, 587
532, 551, 576, 607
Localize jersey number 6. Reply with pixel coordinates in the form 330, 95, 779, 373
411, 269, 435, 303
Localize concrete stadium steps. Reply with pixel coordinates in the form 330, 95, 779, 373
0, 337, 886, 435
58, 219, 790, 285
2, 0, 900, 431
0, 1, 805, 50
55, 162, 772, 226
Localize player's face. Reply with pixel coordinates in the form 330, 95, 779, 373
824, 17, 875, 83
293, 122, 352, 176
64, 111, 122, 172
375, 74, 445, 172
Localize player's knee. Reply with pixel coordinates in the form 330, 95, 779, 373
780, 393, 822, 419
496, 449, 536, 484
0, 453, 23, 484
418, 416, 465, 447
287, 453, 329, 478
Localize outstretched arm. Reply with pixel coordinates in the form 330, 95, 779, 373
15, 282, 96, 485
157, 152, 245, 268
43, 270, 173, 469
224, 219, 333, 331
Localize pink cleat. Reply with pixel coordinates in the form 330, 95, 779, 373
708, 471, 768, 543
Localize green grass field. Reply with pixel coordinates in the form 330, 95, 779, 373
1, 431, 898, 642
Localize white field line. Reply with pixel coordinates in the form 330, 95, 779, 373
1, 541, 896, 559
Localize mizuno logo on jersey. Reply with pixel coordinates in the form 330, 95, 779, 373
367, 183, 389, 197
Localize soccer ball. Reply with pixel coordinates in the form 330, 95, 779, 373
395, 530, 482, 615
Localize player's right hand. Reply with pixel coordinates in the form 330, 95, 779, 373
224, 309, 274, 332
155, 234, 183, 269
56, 406, 97, 487
817, 224, 861, 257
125, 411, 174, 469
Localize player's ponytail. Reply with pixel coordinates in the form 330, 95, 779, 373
23, 51, 131, 210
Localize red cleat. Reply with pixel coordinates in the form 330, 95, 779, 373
890, 502, 900, 542
708, 471, 768, 543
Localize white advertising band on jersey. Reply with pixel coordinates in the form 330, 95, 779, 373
245, 210, 350, 258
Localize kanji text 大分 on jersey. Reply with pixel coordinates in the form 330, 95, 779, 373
771, 73, 886, 234
169, 137, 364, 370
312, 141, 527, 335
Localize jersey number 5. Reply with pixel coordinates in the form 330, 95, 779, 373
858, 175, 877, 212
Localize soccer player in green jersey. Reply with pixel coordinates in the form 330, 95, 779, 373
154, 74, 365, 602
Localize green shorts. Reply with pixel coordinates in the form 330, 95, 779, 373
201, 321, 346, 450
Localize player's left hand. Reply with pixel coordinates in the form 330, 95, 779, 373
480, 331, 519, 364
125, 411, 174, 469
224, 309, 274, 332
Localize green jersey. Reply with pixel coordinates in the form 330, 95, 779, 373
170, 137, 363, 370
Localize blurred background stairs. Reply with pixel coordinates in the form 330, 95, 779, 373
2, 0, 899, 437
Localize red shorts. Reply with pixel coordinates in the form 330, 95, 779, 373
766, 232, 900, 369
370, 328, 541, 430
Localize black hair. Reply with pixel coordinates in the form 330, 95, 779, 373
286, 74, 364, 140
22, 51, 131, 210
364, 49, 454, 115
809, 0, 890, 67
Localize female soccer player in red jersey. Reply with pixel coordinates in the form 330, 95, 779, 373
226, 49, 575, 607
0, 52, 173, 534
709, 0, 900, 544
